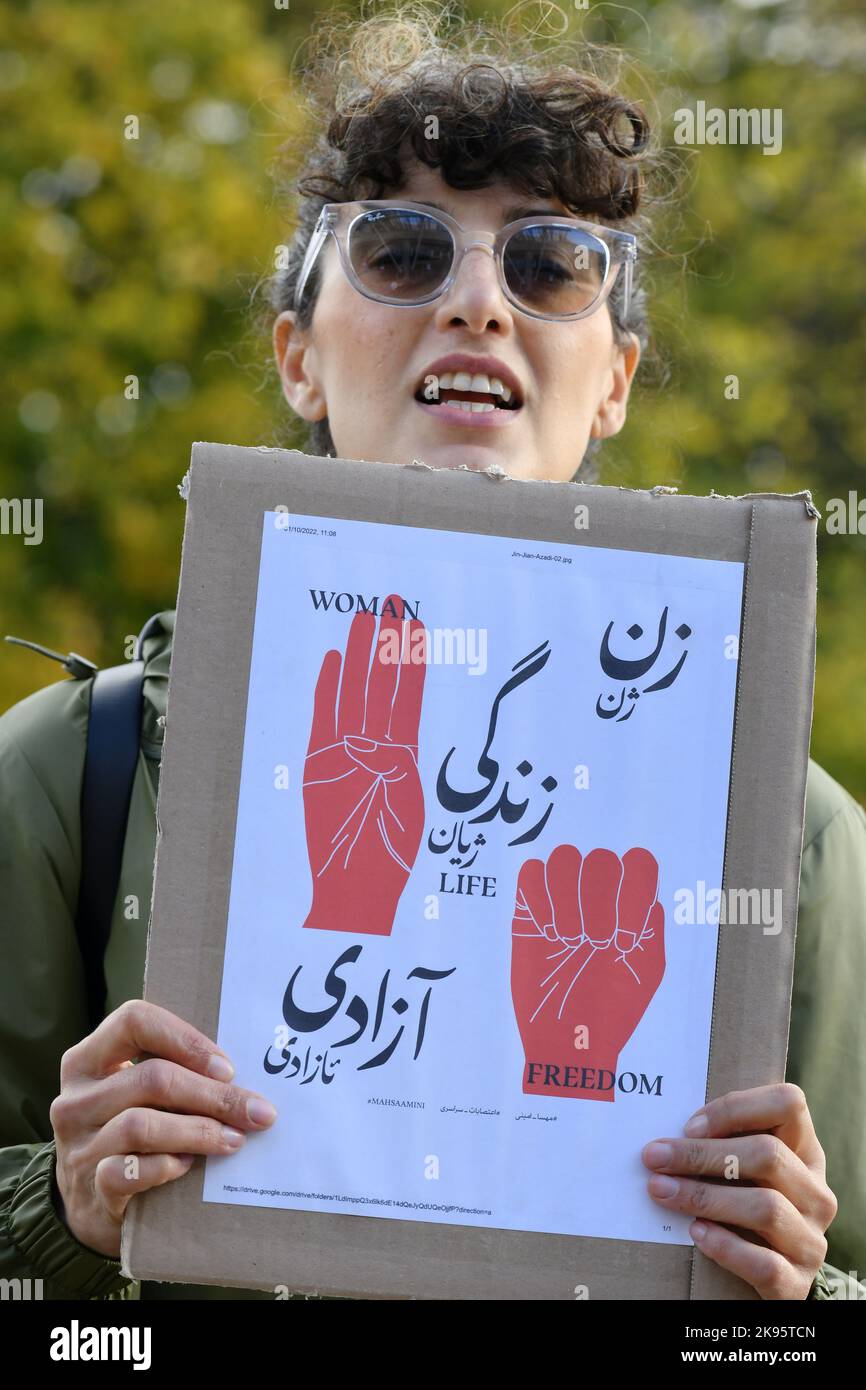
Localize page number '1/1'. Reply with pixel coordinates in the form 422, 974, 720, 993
663, 1225, 671, 1231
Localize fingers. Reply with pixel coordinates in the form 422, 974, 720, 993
617, 848, 659, 952
343, 738, 416, 781
365, 601, 403, 740
334, 599, 425, 746
636, 899, 666, 987
366, 598, 426, 745
688, 1220, 814, 1300
308, 648, 340, 754
684, 1083, 824, 1171
59, 1055, 278, 1134
337, 610, 375, 738
94, 1153, 198, 1219
389, 620, 426, 746
60, 1000, 235, 1086
645, 1170, 826, 1266
579, 849, 622, 947
94, 1107, 255, 1165
513, 856, 554, 939
641, 1134, 835, 1225
515, 843, 665, 979
544, 845, 582, 943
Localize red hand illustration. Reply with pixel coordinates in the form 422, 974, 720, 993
511, 844, 665, 1100
302, 594, 426, 935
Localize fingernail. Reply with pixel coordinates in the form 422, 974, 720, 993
691, 1221, 708, 1241
684, 1111, 708, 1137
208, 1054, 235, 1082
649, 1174, 679, 1198
642, 1141, 673, 1168
247, 1098, 277, 1127
220, 1126, 245, 1148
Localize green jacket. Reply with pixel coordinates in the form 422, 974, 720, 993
1, 611, 864, 1301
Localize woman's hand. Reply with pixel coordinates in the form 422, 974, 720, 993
642, 1083, 838, 1299
50, 999, 277, 1259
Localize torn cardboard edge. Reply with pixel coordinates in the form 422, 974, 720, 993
180, 443, 822, 518
123, 442, 817, 1300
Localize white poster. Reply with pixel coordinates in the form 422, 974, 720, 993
202, 510, 744, 1245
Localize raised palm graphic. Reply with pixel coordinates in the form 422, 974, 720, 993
511, 844, 665, 1100
302, 594, 427, 935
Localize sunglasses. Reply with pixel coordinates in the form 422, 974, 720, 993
293, 199, 637, 323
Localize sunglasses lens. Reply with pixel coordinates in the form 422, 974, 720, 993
503, 225, 609, 316
348, 209, 454, 302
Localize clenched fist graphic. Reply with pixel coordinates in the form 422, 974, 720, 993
302, 595, 426, 935
511, 845, 665, 1100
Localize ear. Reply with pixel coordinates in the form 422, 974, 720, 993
272, 309, 328, 423
590, 331, 641, 440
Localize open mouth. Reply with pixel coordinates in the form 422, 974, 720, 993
414, 370, 522, 413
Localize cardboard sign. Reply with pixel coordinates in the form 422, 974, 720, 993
121, 443, 817, 1300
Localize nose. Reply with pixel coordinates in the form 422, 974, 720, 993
432, 242, 515, 335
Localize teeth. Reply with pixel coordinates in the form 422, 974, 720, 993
443, 399, 495, 413
420, 369, 517, 406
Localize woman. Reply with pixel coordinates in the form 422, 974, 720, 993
1, 7, 863, 1301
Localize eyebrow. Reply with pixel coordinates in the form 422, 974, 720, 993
409, 198, 564, 223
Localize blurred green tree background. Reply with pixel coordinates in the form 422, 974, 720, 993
1, 0, 864, 798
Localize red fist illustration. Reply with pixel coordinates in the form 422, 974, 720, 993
302, 595, 426, 935
511, 845, 665, 1100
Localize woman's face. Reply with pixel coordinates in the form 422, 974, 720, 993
274, 161, 641, 482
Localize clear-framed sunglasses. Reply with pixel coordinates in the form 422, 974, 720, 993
293, 199, 637, 323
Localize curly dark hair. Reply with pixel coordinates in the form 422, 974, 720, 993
254, 2, 670, 481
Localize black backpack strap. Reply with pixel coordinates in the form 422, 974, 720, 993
75, 617, 162, 1030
